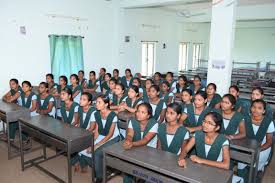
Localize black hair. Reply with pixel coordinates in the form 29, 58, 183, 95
222, 94, 236, 108
105, 73, 112, 79
133, 77, 141, 86
22, 81, 32, 88
81, 92, 93, 102
110, 78, 118, 84
62, 88, 73, 100
252, 87, 264, 95
59, 75, 68, 85
161, 80, 170, 88
137, 103, 153, 118
10, 78, 19, 84
146, 79, 153, 84
154, 72, 161, 77
167, 103, 182, 115
46, 73, 54, 80
207, 83, 217, 91
113, 69, 119, 74
229, 85, 239, 93
70, 74, 79, 82
125, 68, 132, 77
195, 91, 207, 100
182, 88, 193, 96
78, 70, 84, 74
178, 75, 187, 83
150, 85, 160, 93
39, 82, 49, 89
116, 83, 125, 92
96, 94, 110, 108
129, 85, 139, 95
194, 75, 201, 81
205, 112, 223, 132
251, 99, 266, 114
166, 72, 174, 78
90, 71, 96, 75
100, 68, 106, 73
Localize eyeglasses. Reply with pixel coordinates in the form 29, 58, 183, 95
203, 120, 216, 126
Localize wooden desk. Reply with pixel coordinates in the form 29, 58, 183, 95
230, 138, 260, 183
103, 142, 233, 183
18, 115, 94, 183
0, 100, 30, 159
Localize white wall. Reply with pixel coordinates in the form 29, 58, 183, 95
0, 0, 121, 96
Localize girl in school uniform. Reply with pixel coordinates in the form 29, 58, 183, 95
121, 68, 134, 89
160, 81, 174, 105
105, 78, 117, 102
60, 88, 79, 125
165, 72, 177, 93
188, 75, 205, 96
178, 112, 230, 170
46, 73, 58, 93
78, 70, 87, 88
123, 103, 158, 183
84, 71, 101, 93
219, 94, 246, 140
54, 75, 68, 97
79, 95, 120, 183
98, 67, 106, 85
112, 69, 121, 83
72, 92, 96, 172
69, 74, 83, 104
101, 73, 111, 94
153, 72, 162, 86
238, 99, 275, 182
119, 85, 143, 113
110, 83, 127, 111
181, 89, 193, 105
142, 79, 153, 102
175, 75, 188, 98
131, 77, 144, 98
36, 82, 56, 118
206, 83, 222, 109
179, 91, 213, 133
147, 85, 167, 123
2, 78, 22, 104
229, 85, 246, 112
157, 103, 190, 155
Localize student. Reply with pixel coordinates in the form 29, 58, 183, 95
112, 69, 121, 83
181, 89, 193, 105
46, 73, 58, 93
69, 74, 83, 104
79, 95, 120, 183
123, 103, 158, 183
242, 87, 273, 120
142, 79, 153, 102
160, 81, 174, 105
147, 85, 167, 123
84, 71, 100, 93
20, 81, 38, 117
178, 112, 230, 170
36, 82, 56, 118
110, 83, 127, 111
153, 72, 162, 86
238, 99, 274, 182
206, 83, 222, 109
119, 85, 143, 113
131, 77, 144, 97
121, 68, 134, 88
101, 73, 111, 94
105, 78, 117, 102
165, 72, 177, 93
179, 91, 212, 133
78, 70, 87, 88
188, 75, 205, 96
72, 92, 96, 173
53, 75, 68, 97
2, 78, 22, 104
60, 88, 79, 125
219, 94, 246, 140
98, 67, 106, 84
175, 75, 188, 98
157, 103, 189, 155
229, 85, 245, 112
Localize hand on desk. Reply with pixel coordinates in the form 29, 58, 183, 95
178, 158, 187, 168
190, 155, 203, 164
123, 140, 133, 150
85, 144, 101, 154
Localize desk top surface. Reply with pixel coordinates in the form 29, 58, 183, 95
104, 142, 233, 183
0, 100, 28, 114
19, 115, 92, 142
230, 138, 260, 153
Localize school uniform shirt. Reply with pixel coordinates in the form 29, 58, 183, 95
169, 81, 177, 93
79, 109, 96, 130
63, 105, 79, 124
39, 97, 56, 117
160, 92, 174, 104
164, 130, 189, 155
238, 122, 275, 171
69, 85, 82, 104
79, 112, 120, 157
128, 119, 158, 148
22, 94, 39, 117
10, 88, 23, 105
150, 100, 167, 121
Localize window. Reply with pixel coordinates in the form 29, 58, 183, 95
192, 43, 202, 69
142, 42, 156, 76
179, 42, 189, 71
49, 35, 84, 82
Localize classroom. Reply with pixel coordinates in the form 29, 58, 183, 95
1, 0, 275, 183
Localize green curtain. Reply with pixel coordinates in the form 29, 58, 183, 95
49, 35, 84, 82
